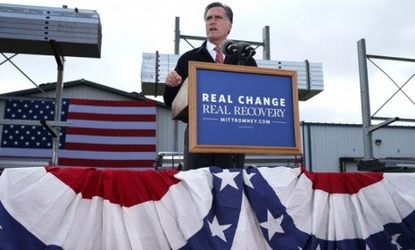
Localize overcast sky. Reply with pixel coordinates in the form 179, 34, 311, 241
1, 0, 414, 124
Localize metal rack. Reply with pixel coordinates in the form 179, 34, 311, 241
357, 38, 415, 168
0, 3, 101, 165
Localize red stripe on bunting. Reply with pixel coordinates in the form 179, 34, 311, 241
46, 167, 179, 207
58, 158, 156, 168
302, 168, 384, 194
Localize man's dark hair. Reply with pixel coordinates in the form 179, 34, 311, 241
204, 2, 233, 24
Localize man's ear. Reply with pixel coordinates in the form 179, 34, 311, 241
227, 23, 232, 35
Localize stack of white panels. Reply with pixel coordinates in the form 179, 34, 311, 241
0, 3, 101, 58
141, 53, 180, 84
140, 52, 324, 101
257, 59, 324, 100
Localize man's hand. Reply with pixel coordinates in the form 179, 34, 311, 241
165, 71, 182, 87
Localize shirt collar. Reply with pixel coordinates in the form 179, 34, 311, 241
206, 40, 217, 53
206, 40, 225, 61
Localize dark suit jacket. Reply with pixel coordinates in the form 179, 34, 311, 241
163, 41, 257, 107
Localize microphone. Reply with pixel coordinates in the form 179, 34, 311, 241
237, 42, 256, 58
220, 40, 238, 56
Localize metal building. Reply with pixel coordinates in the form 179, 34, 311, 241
0, 79, 184, 168
1, 80, 414, 171
302, 122, 415, 172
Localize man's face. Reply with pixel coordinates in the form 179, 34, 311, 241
205, 7, 232, 45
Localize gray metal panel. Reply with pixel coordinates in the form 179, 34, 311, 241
0, 3, 101, 58
140, 53, 324, 101
303, 123, 415, 172
372, 128, 415, 157
0, 32, 98, 42
156, 108, 186, 153
30, 85, 133, 101
306, 124, 363, 172
0, 21, 99, 32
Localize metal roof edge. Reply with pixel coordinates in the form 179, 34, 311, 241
0, 78, 168, 108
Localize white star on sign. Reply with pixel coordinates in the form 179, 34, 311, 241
208, 216, 232, 242
213, 169, 240, 191
243, 170, 256, 189
260, 210, 284, 240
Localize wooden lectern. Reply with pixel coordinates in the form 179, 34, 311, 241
171, 79, 189, 121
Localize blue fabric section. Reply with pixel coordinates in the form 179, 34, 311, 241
0, 201, 63, 250
180, 167, 244, 249
180, 167, 415, 249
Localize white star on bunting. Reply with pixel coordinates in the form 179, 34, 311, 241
260, 210, 284, 240
391, 234, 402, 249
208, 216, 232, 242
243, 170, 256, 189
213, 169, 240, 191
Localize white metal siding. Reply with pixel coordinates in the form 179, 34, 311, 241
156, 108, 186, 153
372, 128, 415, 158
32, 85, 132, 100
306, 125, 362, 172
304, 124, 415, 172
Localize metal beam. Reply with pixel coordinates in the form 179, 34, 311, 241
174, 17, 180, 55
357, 38, 373, 160
262, 26, 270, 60
367, 54, 415, 63
372, 116, 415, 123
51, 42, 65, 166
0, 119, 70, 127
179, 34, 265, 47
368, 117, 399, 133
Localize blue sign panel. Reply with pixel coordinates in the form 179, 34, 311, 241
196, 69, 295, 148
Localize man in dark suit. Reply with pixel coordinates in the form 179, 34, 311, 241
164, 2, 257, 170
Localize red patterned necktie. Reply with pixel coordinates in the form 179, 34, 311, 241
214, 47, 224, 64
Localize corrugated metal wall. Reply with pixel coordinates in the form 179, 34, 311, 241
156, 108, 186, 153
302, 123, 362, 172
372, 128, 415, 157
31, 85, 131, 100
302, 123, 415, 172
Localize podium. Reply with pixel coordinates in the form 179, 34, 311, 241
171, 61, 302, 155
171, 78, 189, 121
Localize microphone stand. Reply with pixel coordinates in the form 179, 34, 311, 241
236, 49, 255, 65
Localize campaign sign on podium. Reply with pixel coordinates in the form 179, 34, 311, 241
187, 61, 301, 154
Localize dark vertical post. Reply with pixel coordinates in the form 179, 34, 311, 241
262, 26, 270, 60
174, 17, 180, 55
357, 38, 373, 160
